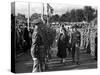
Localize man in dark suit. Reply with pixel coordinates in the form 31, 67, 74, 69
71, 26, 81, 65
23, 26, 30, 53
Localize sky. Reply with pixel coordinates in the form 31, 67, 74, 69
12, 2, 97, 18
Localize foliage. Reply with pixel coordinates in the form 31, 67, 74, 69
50, 6, 97, 23
83, 6, 96, 22
50, 14, 60, 22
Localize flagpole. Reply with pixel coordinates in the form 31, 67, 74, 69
43, 3, 44, 17
28, 2, 30, 31
42, 3, 44, 23
47, 3, 49, 26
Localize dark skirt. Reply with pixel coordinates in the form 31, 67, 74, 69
57, 34, 69, 58
57, 40, 67, 58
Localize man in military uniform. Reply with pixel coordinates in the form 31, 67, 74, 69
67, 27, 72, 56
31, 19, 46, 72
71, 26, 81, 65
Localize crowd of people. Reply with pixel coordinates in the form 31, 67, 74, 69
15, 23, 33, 54
57, 25, 79, 64
14, 18, 97, 72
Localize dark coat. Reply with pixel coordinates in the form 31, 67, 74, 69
57, 33, 69, 58
23, 28, 29, 42
23, 28, 30, 49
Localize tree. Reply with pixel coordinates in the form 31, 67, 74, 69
70, 9, 77, 22
50, 14, 60, 22
59, 6, 97, 23
59, 14, 66, 22
75, 9, 85, 22
83, 6, 95, 22
59, 12, 71, 22
65, 12, 71, 22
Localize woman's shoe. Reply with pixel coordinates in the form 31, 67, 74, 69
72, 60, 75, 65
76, 61, 80, 65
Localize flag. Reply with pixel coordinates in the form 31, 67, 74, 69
47, 3, 54, 25
47, 3, 54, 17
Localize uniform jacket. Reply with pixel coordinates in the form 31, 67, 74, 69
71, 30, 81, 47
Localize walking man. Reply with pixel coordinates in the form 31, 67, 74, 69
31, 19, 46, 72
71, 26, 81, 65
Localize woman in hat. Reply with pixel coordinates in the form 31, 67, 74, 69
57, 25, 69, 64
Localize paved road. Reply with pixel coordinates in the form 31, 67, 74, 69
15, 50, 97, 73
46, 53, 97, 71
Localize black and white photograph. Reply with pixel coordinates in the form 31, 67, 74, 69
11, 2, 98, 73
